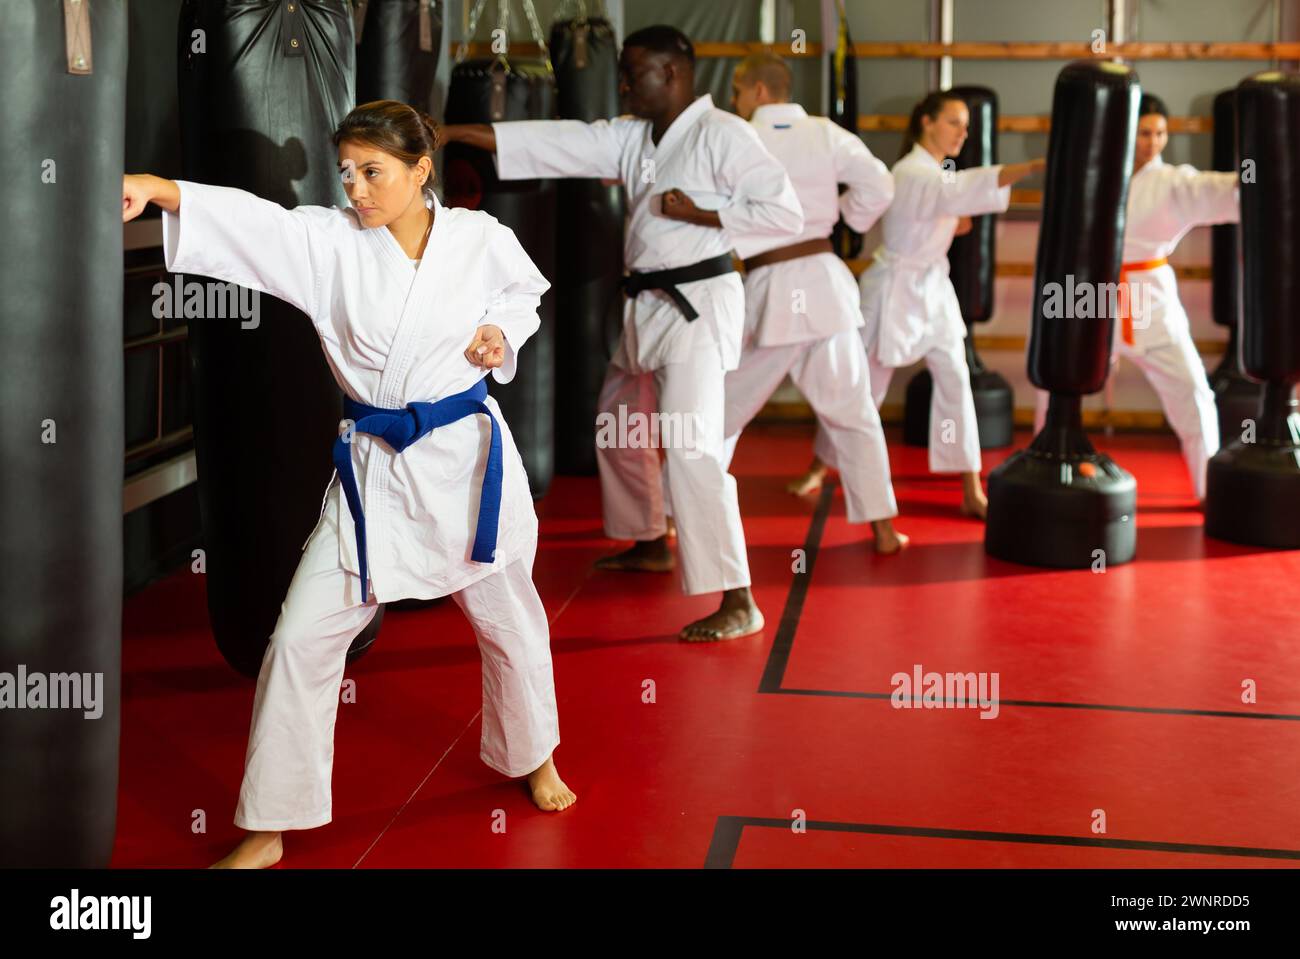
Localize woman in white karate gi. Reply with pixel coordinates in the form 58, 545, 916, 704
1032, 94, 1239, 500
791, 92, 1043, 518
122, 101, 574, 869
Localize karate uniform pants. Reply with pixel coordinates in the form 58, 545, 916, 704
595, 345, 751, 595
233, 503, 559, 831
817, 335, 982, 476
1031, 330, 1219, 499
721, 329, 898, 522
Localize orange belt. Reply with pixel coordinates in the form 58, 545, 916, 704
1117, 257, 1168, 345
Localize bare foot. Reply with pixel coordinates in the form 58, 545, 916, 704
871, 519, 910, 555
527, 754, 576, 811
960, 471, 988, 520
786, 457, 828, 496
680, 587, 765, 642
210, 831, 283, 869
595, 535, 675, 573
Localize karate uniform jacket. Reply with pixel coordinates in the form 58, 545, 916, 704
492, 93, 804, 373
163, 182, 549, 603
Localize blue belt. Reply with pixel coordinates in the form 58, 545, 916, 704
331, 378, 502, 603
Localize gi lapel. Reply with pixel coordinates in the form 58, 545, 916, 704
372, 195, 449, 408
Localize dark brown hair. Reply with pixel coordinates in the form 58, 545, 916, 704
332, 99, 440, 197
899, 91, 965, 160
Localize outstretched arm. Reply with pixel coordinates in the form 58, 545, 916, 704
448, 118, 627, 181
124, 174, 329, 319
439, 124, 497, 153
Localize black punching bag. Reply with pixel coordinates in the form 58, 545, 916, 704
354, 0, 442, 107
1205, 72, 1300, 548
828, 0, 862, 260
178, 0, 382, 676
1207, 88, 1262, 447
550, 14, 624, 475
443, 59, 557, 497
0, 0, 126, 867
903, 86, 1014, 450
985, 61, 1140, 569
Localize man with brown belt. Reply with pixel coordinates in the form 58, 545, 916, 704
724, 52, 907, 552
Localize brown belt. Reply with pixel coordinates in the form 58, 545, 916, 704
742, 237, 834, 272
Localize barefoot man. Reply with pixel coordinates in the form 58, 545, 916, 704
443, 25, 804, 641
722, 52, 907, 553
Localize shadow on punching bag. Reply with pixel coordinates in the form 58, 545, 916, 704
985, 60, 1140, 569
550, 10, 625, 475
178, 0, 382, 675
443, 56, 557, 497
1207, 87, 1263, 447
903, 85, 1014, 450
354, 0, 442, 106
0, 0, 126, 869
1205, 72, 1300, 549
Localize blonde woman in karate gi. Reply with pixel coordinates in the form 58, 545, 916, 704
790, 92, 1043, 518
122, 101, 574, 869
1032, 94, 1239, 501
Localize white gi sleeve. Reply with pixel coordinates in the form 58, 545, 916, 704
712, 117, 805, 240
907, 163, 1011, 220
830, 125, 895, 233
479, 219, 550, 385
1170, 166, 1240, 228
492, 117, 632, 180
161, 180, 328, 318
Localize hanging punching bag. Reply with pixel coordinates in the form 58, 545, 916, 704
443, 57, 557, 497
178, 0, 382, 676
903, 85, 1014, 450
0, 0, 126, 867
550, 12, 624, 475
354, 0, 442, 107
1205, 72, 1300, 548
1207, 87, 1261, 447
985, 60, 1140, 568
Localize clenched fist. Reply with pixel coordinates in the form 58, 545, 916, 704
465, 323, 506, 370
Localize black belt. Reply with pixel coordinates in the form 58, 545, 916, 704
621, 253, 736, 321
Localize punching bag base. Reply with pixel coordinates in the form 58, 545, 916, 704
1204, 441, 1300, 549
901, 369, 1016, 449
1210, 367, 1264, 449
985, 449, 1137, 568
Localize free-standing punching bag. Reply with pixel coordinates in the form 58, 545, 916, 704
443, 51, 557, 497
178, 0, 382, 676
1205, 72, 1300, 548
985, 61, 1140, 568
828, 0, 862, 260
1207, 88, 1262, 448
550, 9, 624, 475
353, 0, 442, 107
0, 0, 126, 867
903, 86, 1014, 450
